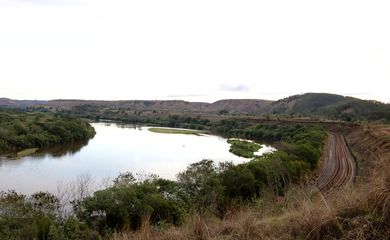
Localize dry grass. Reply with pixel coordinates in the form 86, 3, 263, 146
111, 125, 390, 240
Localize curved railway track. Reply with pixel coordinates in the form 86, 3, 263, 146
316, 132, 356, 193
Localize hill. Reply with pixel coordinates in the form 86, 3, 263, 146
36, 99, 272, 114
0, 98, 46, 107
208, 99, 272, 113
264, 93, 390, 121
1, 93, 389, 121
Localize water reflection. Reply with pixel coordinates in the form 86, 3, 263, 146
0, 140, 91, 168
2, 139, 91, 161
99, 121, 142, 130
33, 139, 91, 158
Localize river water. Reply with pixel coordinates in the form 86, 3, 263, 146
0, 123, 273, 195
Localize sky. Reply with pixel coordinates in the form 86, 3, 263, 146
0, 0, 389, 103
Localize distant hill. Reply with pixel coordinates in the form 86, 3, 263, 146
263, 93, 390, 121
208, 99, 272, 113
46, 100, 210, 112
1, 93, 389, 121
41, 99, 272, 114
0, 98, 46, 107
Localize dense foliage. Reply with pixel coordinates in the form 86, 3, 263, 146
0, 110, 95, 154
0, 191, 100, 240
75, 173, 183, 234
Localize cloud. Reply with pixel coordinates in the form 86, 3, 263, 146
219, 83, 250, 92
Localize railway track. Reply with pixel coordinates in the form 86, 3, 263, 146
316, 132, 356, 193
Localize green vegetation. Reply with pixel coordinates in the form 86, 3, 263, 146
0, 109, 95, 155
75, 173, 183, 234
227, 139, 261, 158
148, 127, 202, 135
0, 191, 100, 239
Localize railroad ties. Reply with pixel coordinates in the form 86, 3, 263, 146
316, 133, 356, 193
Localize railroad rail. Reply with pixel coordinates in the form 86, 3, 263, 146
316, 133, 356, 193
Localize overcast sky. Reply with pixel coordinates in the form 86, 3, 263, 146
0, 0, 389, 103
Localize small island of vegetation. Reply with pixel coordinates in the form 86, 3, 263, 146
227, 139, 262, 158
148, 127, 202, 135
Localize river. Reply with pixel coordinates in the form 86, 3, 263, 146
0, 122, 273, 195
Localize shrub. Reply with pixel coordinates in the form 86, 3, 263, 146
177, 160, 224, 213
76, 179, 183, 233
220, 164, 256, 200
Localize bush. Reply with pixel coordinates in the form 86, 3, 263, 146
220, 164, 256, 200
76, 177, 183, 233
177, 160, 224, 213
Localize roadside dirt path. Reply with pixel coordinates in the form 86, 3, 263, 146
316, 132, 356, 193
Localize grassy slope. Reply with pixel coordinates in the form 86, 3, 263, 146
266, 93, 390, 121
